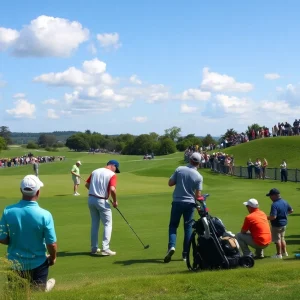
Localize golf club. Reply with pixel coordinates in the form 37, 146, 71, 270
111, 201, 150, 249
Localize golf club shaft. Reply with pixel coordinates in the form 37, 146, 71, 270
113, 205, 147, 248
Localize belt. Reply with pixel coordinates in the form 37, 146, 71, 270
89, 194, 107, 199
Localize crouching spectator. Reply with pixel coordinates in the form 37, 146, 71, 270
236, 199, 271, 259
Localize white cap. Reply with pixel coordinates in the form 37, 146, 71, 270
76, 161, 82, 165
190, 152, 201, 163
21, 175, 44, 196
243, 198, 259, 208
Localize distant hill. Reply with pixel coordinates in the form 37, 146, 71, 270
222, 136, 300, 168
10, 131, 79, 144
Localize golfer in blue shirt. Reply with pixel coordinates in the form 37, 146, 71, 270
0, 175, 57, 292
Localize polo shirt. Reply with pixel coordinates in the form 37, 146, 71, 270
71, 164, 80, 180
170, 165, 203, 204
0, 200, 57, 270
241, 209, 271, 246
270, 198, 293, 227
86, 167, 117, 199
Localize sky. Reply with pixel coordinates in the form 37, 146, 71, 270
1, 0, 300, 136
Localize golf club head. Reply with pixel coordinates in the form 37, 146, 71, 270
144, 245, 150, 249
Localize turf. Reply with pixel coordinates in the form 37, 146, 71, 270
1, 147, 300, 299
221, 136, 300, 168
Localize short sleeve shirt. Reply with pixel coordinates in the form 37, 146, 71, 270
241, 209, 271, 246
270, 198, 292, 227
170, 165, 203, 203
71, 164, 80, 180
0, 200, 57, 270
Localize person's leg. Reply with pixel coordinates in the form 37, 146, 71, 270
99, 200, 113, 251
280, 171, 284, 182
31, 259, 50, 291
182, 203, 195, 258
88, 197, 101, 252
271, 227, 283, 258
236, 232, 257, 256
280, 227, 287, 254
284, 170, 288, 182
168, 202, 183, 251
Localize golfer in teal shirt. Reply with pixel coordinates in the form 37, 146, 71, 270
0, 175, 57, 292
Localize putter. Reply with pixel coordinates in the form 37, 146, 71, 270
111, 201, 150, 249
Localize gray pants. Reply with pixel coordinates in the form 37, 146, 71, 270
88, 196, 112, 252
236, 232, 268, 257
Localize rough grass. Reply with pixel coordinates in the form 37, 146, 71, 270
1, 147, 300, 299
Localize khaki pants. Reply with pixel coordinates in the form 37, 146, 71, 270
236, 233, 268, 257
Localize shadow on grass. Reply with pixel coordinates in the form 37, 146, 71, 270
54, 194, 70, 197
286, 235, 300, 238
57, 251, 105, 258
114, 258, 183, 266
288, 214, 300, 217
285, 239, 300, 245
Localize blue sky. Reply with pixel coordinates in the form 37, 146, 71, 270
1, 0, 300, 136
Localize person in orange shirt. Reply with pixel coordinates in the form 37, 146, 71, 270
236, 199, 271, 258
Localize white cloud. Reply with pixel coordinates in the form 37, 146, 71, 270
43, 99, 58, 105
6, 99, 36, 118
264, 73, 281, 80
13, 93, 26, 98
201, 68, 253, 93
215, 94, 251, 114
47, 109, 59, 119
132, 116, 148, 123
0, 28, 19, 50
260, 100, 300, 115
97, 33, 121, 50
180, 103, 198, 113
82, 58, 106, 74
0, 15, 89, 57
177, 89, 211, 101
130, 75, 142, 85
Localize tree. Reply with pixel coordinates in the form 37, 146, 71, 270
157, 137, 176, 155
38, 134, 57, 147
221, 129, 238, 140
66, 134, 89, 151
164, 126, 181, 142
0, 136, 7, 151
202, 134, 216, 147
27, 141, 38, 149
0, 126, 12, 145
246, 123, 263, 135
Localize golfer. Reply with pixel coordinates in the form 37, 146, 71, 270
33, 158, 39, 177
71, 161, 82, 196
266, 188, 293, 259
164, 152, 203, 263
85, 160, 120, 256
0, 175, 57, 292
236, 199, 271, 258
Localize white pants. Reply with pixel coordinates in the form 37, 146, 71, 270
88, 196, 112, 251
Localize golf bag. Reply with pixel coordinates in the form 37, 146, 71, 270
186, 195, 254, 271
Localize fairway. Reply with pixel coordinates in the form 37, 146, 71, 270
1, 150, 300, 300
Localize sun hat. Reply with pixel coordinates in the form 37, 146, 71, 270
243, 198, 259, 208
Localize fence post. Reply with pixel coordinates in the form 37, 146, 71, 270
296, 169, 298, 183
275, 168, 277, 180
240, 166, 242, 177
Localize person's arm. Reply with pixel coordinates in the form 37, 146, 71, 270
288, 203, 293, 214
108, 175, 118, 207
241, 217, 250, 234
194, 175, 203, 200
268, 204, 277, 220
47, 242, 57, 266
168, 168, 178, 187
44, 213, 57, 266
85, 174, 92, 189
0, 212, 9, 245
70, 166, 80, 177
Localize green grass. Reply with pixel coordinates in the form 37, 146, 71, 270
222, 136, 300, 168
1, 147, 300, 299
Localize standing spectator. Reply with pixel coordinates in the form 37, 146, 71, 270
164, 152, 203, 263
236, 198, 271, 258
262, 158, 268, 180
0, 175, 57, 292
247, 159, 254, 179
33, 158, 39, 177
254, 158, 261, 179
71, 161, 82, 196
85, 160, 120, 256
280, 159, 287, 182
266, 188, 293, 259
